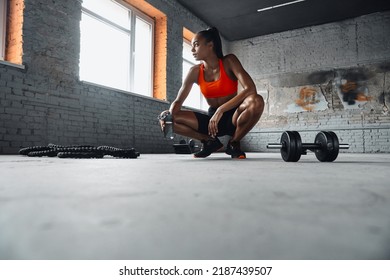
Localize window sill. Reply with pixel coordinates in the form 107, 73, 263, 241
0, 60, 25, 69
80, 80, 168, 104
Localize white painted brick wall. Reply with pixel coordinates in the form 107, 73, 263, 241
231, 11, 390, 153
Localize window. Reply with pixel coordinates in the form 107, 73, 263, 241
182, 39, 206, 110
79, 0, 154, 96
0, 0, 23, 65
0, 0, 7, 60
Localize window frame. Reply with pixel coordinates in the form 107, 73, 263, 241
79, 0, 155, 97
0, 0, 7, 60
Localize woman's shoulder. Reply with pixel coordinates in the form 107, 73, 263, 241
189, 63, 201, 74
185, 63, 201, 82
222, 54, 240, 64
222, 54, 243, 74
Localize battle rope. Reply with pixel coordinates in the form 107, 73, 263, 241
19, 144, 140, 159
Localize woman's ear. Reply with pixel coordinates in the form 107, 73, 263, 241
207, 41, 214, 51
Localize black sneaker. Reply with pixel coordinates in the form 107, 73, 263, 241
193, 138, 223, 158
225, 140, 246, 159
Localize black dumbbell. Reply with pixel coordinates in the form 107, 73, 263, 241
173, 139, 197, 154
267, 131, 349, 162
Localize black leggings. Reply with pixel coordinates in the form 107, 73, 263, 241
193, 107, 237, 137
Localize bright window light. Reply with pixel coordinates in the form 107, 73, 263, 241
80, 12, 131, 91
182, 40, 206, 111
79, 0, 154, 96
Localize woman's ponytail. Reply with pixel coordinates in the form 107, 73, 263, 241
198, 27, 224, 59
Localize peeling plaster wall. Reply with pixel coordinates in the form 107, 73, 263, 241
230, 11, 390, 153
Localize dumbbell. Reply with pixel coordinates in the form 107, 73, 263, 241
267, 131, 350, 162
173, 139, 197, 154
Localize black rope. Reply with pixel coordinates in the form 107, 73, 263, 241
19, 144, 140, 159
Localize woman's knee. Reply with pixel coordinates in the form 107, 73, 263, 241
245, 94, 264, 114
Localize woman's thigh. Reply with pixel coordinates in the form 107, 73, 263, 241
174, 110, 208, 133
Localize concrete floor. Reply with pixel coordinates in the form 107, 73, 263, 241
0, 152, 389, 260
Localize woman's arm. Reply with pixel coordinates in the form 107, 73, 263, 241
169, 65, 199, 115
218, 54, 257, 113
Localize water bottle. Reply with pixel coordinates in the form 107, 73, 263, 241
158, 111, 174, 139
163, 113, 174, 139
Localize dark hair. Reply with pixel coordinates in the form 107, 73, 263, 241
197, 27, 223, 59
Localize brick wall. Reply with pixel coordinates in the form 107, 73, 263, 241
229, 11, 390, 153
0, 0, 206, 154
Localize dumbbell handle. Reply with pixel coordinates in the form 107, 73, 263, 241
267, 143, 350, 149
302, 143, 349, 149
267, 143, 284, 149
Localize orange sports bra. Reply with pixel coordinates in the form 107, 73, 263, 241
198, 59, 238, 98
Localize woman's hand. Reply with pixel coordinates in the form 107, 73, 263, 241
208, 109, 223, 137
158, 110, 170, 132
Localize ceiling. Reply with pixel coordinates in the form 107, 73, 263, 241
175, 0, 390, 41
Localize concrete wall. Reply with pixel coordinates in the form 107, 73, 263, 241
230, 11, 390, 153
0, 0, 206, 154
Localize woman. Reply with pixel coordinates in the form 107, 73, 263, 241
159, 27, 264, 159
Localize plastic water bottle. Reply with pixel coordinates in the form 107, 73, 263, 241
164, 114, 174, 139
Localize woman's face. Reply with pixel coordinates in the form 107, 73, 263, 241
191, 34, 213, 61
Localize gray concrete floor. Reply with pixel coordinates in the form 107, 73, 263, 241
0, 152, 389, 260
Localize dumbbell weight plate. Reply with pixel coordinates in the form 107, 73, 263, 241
280, 131, 300, 162
291, 131, 302, 162
325, 131, 339, 162
314, 131, 329, 162
314, 131, 337, 162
